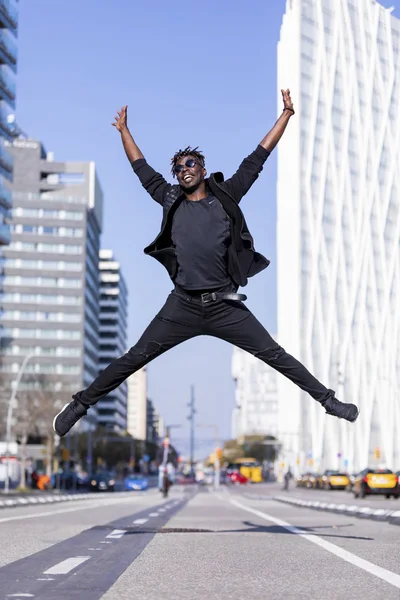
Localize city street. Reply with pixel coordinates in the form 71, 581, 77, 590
0, 484, 399, 599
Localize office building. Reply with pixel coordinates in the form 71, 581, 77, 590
277, 0, 400, 472
127, 367, 147, 440
0, 138, 103, 426
0, 0, 18, 246
231, 347, 279, 439
97, 249, 128, 433
127, 367, 163, 443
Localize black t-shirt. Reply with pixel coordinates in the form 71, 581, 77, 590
171, 194, 232, 290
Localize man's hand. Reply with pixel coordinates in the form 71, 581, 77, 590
112, 105, 128, 132
281, 88, 295, 114
258, 88, 295, 153
113, 105, 144, 162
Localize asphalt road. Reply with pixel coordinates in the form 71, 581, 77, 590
0, 483, 399, 599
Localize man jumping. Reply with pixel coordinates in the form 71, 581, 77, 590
53, 89, 359, 437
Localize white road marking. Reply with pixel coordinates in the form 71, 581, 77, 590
0, 496, 138, 525
99, 541, 112, 544
106, 529, 126, 539
158, 508, 166, 513
36, 578, 54, 581
149, 512, 159, 517
133, 518, 148, 525
44, 556, 91, 575
7, 595, 35, 598
229, 497, 400, 590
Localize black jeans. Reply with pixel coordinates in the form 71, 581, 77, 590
75, 288, 333, 407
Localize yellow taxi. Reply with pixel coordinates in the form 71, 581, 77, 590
353, 468, 400, 499
321, 470, 350, 490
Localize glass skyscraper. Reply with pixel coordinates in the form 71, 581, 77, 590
277, 0, 400, 472
0, 0, 18, 246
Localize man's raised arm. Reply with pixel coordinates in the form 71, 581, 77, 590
112, 105, 144, 162
258, 88, 294, 153
112, 105, 170, 205
222, 89, 295, 203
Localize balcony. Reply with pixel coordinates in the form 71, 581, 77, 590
0, 0, 17, 33
0, 29, 17, 72
0, 174, 11, 208
0, 64, 15, 106
0, 142, 12, 176
0, 221, 10, 244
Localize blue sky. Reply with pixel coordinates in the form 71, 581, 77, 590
15, 0, 399, 457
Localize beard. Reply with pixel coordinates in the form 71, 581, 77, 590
178, 179, 202, 195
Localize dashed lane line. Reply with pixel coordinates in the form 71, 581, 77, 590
105, 529, 126, 539
133, 518, 148, 525
227, 496, 400, 591
43, 556, 91, 575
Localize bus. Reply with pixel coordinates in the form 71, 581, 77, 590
227, 457, 263, 483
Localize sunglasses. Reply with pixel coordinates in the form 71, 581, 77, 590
174, 158, 203, 174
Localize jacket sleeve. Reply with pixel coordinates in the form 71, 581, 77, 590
131, 158, 172, 206
222, 145, 270, 204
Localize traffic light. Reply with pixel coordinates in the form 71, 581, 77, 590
61, 448, 70, 461
374, 447, 381, 460
216, 448, 223, 461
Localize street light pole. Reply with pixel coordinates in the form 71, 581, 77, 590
187, 385, 196, 478
4, 351, 36, 494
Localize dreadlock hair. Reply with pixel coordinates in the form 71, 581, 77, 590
170, 146, 205, 178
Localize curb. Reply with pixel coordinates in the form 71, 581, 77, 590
273, 495, 400, 526
0, 491, 138, 509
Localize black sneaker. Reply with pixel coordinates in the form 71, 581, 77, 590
322, 396, 359, 423
53, 399, 87, 437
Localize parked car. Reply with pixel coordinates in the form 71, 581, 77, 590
353, 468, 399, 499
226, 471, 248, 485
296, 472, 318, 488
90, 472, 115, 492
124, 474, 148, 491
321, 470, 350, 490
176, 472, 196, 485
346, 473, 358, 492
51, 470, 89, 490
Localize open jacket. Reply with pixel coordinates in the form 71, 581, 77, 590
132, 145, 271, 287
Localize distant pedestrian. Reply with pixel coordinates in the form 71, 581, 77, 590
283, 468, 293, 491
53, 89, 359, 438
156, 437, 177, 491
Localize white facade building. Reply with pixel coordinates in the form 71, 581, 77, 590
277, 0, 400, 473
127, 367, 148, 440
231, 347, 279, 439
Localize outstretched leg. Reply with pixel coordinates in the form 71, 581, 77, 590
54, 293, 201, 436
207, 301, 359, 421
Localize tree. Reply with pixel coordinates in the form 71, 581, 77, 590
0, 373, 68, 487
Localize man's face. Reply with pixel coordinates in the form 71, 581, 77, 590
175, 155, 206, 192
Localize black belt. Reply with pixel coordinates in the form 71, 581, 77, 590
174, 285, 247, 304
199, 291, 247, 304
197, 292, 247, 304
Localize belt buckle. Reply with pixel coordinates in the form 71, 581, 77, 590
201, 292, 217, 304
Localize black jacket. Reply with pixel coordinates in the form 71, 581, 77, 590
156, 446, 178, 468
132, 145, 271, 287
